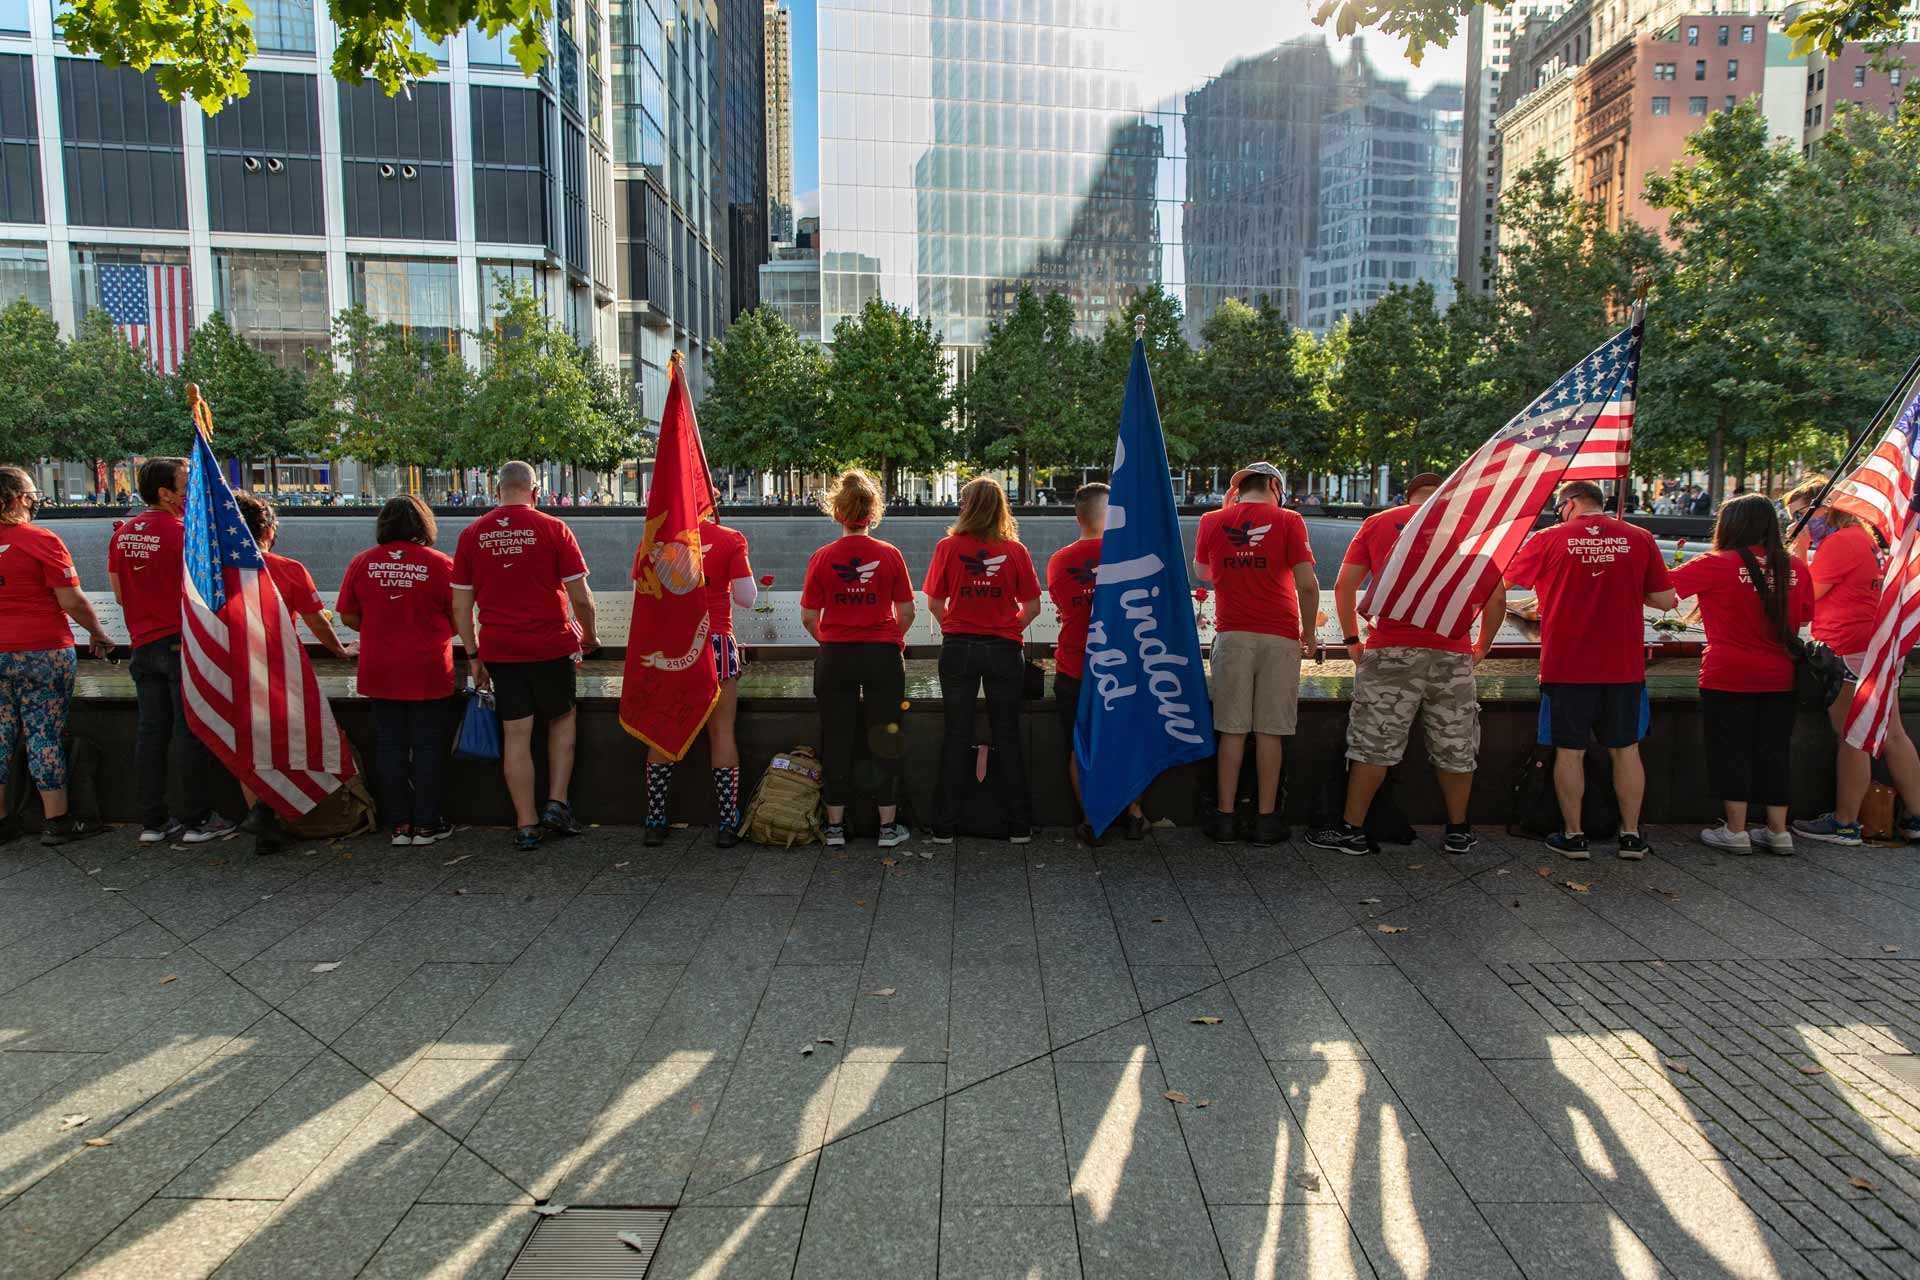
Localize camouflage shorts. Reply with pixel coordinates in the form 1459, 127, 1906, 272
1346, 647, 1480, 773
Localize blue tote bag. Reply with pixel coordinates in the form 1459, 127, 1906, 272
454, 688, 502, 762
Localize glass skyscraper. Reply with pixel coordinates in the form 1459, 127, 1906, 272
817, 0, 1464, 350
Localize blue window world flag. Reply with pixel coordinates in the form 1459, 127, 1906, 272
1074, 333, 1215, 835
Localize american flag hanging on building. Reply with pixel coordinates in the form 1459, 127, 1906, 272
180, 402, 354, 817
97, 263, 192, 374
1359, 309, 1645, 640
1843, 375, 1920, 756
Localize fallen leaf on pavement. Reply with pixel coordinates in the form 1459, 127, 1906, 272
1536, 867, 1552, 877
1190, 1016, 1223, 1025
1850, 1176, 1878, 1191
669, 822, 689, 830
1799, 1064, 1826, 1075
918, 850, 934, 860
1564, 880, 1591, 893
83, 1137, 112, 1148
799, 1043, 815, 1056
531, 1204, 567, 1217
1510, 899, 1522, 908
853, 899, 866, 909
1666, 1060, 1691, 1075
1294, 1171, 1322, 1192
1882, 945, 1901, 954
311, 962, 342, 973
101, 887, 124, 892
1495, 868, 1510, 876
1163, 1090, 1189, 1104
816, 1037, 835, 1045
1376, 924, 1407, 934
611, 861, 629, 869
59, 1114, 88, 1129
1196, 1099, 1213, 1108
1151, 916, 1167, 923
86, 868, 101, 876
442, 854, 472, 866
1358, 897, 1381, 905
619, 1232, 653, 1252
1407, 863, 1425, 870
454, 888, 469, 896
881, 857, 897, 868
158, 975, 177, 986
867, 987, 897, 997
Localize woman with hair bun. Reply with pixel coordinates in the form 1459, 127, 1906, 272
800, 470, 915, 848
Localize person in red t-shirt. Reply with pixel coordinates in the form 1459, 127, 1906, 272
1046, 482, 1146, 845
1795, 509, 1920, 845
452, 461, 600, 851
801, 470, 915, 848
1670, 495, 1813, 854
109, 456, 225, 844
0, 466, 113, 847
1307, 472, 1505, 858
1503, 480, 1677, 861
336, 495, 458, 848
1191, 461, 1317, 845
639, 517, 758, 848
923, 477, 1041, 842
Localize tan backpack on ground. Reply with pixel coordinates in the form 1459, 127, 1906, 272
283, 748, 379, 840
741, 746, 824, 847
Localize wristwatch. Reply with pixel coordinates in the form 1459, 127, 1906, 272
1342, 634, 1360, 648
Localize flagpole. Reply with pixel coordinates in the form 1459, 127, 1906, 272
1786, 351, 1920, 544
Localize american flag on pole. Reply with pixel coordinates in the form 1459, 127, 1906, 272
1558, 340, 1639, 485
180, 396, 354, 817
1843, 376, 1920, 756
1359, 310, 1645, 640
1826, 380, 1920, 546
97, 263, 192, 374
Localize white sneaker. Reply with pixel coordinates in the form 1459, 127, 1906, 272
1748, 827, 1794, 856
1700, 822, 1751, 853
876, 823, 910, 849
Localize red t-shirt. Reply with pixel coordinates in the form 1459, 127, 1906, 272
1811, 522, 1881, 656
1047, 537, 1102, 678
264, 552, 323, 622
1342, 505, 1473, 654
1505, 514, 1670, 684
1193, 502, 1315, 639
107, 509, 184, 647
1670, 549, 1813, 693
0, 523, 78, 653
451, 506, 589, 663
336, 542, 456, 700
801, 534, 914, 646
922, 535, 1041, 643
700, 523, 753, 639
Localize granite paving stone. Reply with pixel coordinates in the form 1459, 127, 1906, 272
357, 1203, 535, 1280
940, 1204, 1083, 1279
648, 1205, 806, 1280
552, 1055, 731, 1205
62, 1197, 280, 1279
792, 1101, 945, 1279
1209, 1202, 1378, 1280
943, 1057, 1071, 1205
159, 1051, 387, 1199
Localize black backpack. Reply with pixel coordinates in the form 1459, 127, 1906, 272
1509, 744, 1620, 840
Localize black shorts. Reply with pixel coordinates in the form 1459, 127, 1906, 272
1056, 672, 1082, 749
489, 657, 577, 722
1538, 682, 1649, 750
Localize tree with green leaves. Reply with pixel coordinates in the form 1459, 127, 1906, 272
67, 310, 177, 473
1310, 0, 1906, 67
961, 287, 1096, 501
572, 342, 652, 484
0, 300, 73, 463
175, 312, 309, 488
1330, 282, 1455, 489
59, 0, 552, 110
1089, 284, 1204, 476
823, 297, 953, 493
466, 287, 613, 469
301, 307, 471, 474
702, 305, 829, 499
1194, 297, 1335, 485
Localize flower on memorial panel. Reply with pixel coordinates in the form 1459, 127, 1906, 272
760, 574, 775, 586
1193, 588, 1209, 603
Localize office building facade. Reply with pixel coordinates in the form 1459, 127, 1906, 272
764, 0, 794, 242
0, 0, 615, 373
1459, 0, 1568, 296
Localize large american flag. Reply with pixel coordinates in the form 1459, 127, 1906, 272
1559, 343, 1639, 484
1826, 382, 1920, 545
180, 419, 354, 817
98, 263, 192, 374
1360, 312, 1645, 640
1843, 375, 1920, 756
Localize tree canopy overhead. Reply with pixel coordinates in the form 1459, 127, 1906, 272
59, 0, 553, 110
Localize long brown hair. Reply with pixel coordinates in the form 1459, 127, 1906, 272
950, 477, 1017, 543
1712, 492, 1798, 651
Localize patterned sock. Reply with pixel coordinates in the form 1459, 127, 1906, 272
713, 766, 741, 829
646, 762, 674, 828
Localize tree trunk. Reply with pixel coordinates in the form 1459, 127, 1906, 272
1707, 423, 1725, 506
1017, 445, 1030, 506
1731, 441, 1747, 496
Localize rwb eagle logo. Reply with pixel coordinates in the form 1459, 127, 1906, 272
960, 550, 1007, 577
833, 559, 880, 584
1585, 524, 1602, 535
1067, 565, 1097, 586
1224, 522, 1270, 548
387, 549, 407, 560
495, 517, 512, 527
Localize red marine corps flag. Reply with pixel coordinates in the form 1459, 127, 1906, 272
620, 352, 720, 759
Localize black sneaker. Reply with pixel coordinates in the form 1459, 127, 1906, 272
1253, 812, 1290, 846
253, 832, 284, 857
540, 800, 582, 837
642, 824, 669, 847
1124, 811, 1150, 841
715, 823, 741, 849
1074, 821, 1104, 847
1616, 831, 1651, 861
238, 801, 280, 837
1008, 829, 1033, 845
823, 823, 847, 848
513, 825, 543, 851
1305, 821, 1370, 856
1547, 831, 1591, 860
410, 821, 455, 846
930, 827, 955, 845
41, 815, 104, 847
876, 822, 911, 848
1204, 810, 1237, 843
1443, 824, 1478, 854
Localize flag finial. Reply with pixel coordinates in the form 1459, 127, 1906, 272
186, 382, 213, 442
1132, 314, 1146, 341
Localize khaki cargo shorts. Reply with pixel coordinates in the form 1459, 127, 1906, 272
1208, 630, 1302, 736
1347, 646, 1480, 773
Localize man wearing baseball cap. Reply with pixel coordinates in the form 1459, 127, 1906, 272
1192, 461, 1317, 843
1308, 472, 1505, 857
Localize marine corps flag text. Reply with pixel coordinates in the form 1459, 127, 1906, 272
620, 353, 720, 759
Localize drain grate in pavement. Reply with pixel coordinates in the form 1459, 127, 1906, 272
505, 1208, 672, 1278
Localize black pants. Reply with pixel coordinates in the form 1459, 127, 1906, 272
129, 637, 214, 829
813, 643, 906, 808
371, 697, 454, 829
1700, 688, 1795, 807
934, 634, 1031, 832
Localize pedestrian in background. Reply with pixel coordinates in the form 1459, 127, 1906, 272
1670, 493, 1812, 853
801, 470, 914, 848
336, 495, 457, 847
924, 476, 1041, 843
0, 466, 113, 845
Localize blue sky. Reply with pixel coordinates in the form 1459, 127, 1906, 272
780, 0, 1466, 216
